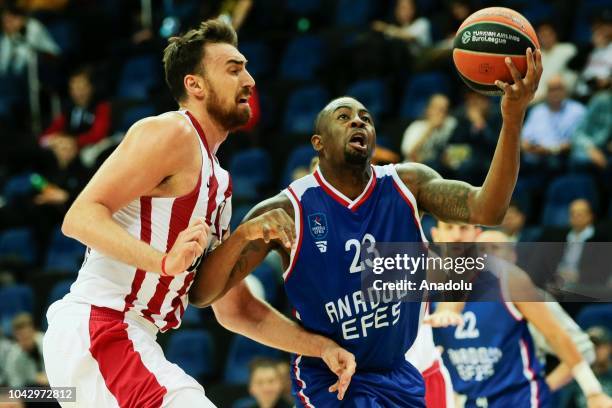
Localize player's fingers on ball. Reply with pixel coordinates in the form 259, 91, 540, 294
494, 80, 509, 93
535, 49, 543, 75
525, 48, 535, 78
505, 57, 524, 87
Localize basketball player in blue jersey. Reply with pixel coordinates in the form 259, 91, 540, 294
430, 222, 612, 408
190, 49, 543, 406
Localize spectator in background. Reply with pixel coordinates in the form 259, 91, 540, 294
0, 330, 14, 386
500, 200, 528, 242
247, 358, 291, 408
371, 0, 431, 58
561, 326, 612, 408
40, 67, 111, 158
571, 89, 612, 173
521, 74, 586, 176
555, 199, 596, 287
401, 93, 457, 170
0, 2, 60, 119
571, 11, 612, 100
274, 361, 293, 407
533, 21, 577, 104
441, 91, 498, 184
5, 313, 47, 387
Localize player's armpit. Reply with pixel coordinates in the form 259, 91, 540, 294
396, 163, 482, 224
189, 193, 294, 307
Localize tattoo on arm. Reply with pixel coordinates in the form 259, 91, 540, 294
398, 163, 476, 223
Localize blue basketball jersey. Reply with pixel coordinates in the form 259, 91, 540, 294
282, 165, 426, 372
433, 267, 550, 407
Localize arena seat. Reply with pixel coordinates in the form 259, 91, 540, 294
46, 279, 73, 309
166, 329, 215, 380
224, 335, 282, 384
345, 78, 390, 122
541, 174, 598, 227
281, 144, 316, 186
576, 303, 612, 333
252, 263, 279, 304
282, 85, 329, 135
230, 148, 272, 201
0, 228, 36, 266
399, 72, 451, 120
280, 35, 326, 81
238, 41, 273, 78
117, 54, 160, 99
335, 0, 373, 27
118, 103, 156, 132
44, 226, 86, 274
0, 284, 34, 336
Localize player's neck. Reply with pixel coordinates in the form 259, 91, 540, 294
180, 102, 228, 154
318, 161, 372, 200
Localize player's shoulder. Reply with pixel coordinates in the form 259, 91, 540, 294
124, 111, 195, 148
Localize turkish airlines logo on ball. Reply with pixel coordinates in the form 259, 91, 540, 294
461, 31, 472, 44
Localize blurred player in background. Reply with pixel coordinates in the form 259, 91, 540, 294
431, 222, 612, 408
191, 48, 543, 406
41, 19, 300, 407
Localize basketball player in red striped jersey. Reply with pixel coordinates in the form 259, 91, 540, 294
42, 20, 355, 408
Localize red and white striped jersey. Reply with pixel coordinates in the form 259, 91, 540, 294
65, 110, 232, 332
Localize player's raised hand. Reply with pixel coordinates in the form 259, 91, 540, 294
163, 218, 210, 276
587, 393, 612, 408
496, 48, 543, 118
423, 310, 464, 328
322, 343, 356, 401
240, 208, 295, 249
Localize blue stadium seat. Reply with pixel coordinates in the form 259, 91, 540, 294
345, 79, 389, 121
281, 144, 316, 186
117, 55, 160, 99
166, 329, 214, 379
280, 36, 325, 81
47, 20, 77, 53
224, 335, 282, 384
44, 227, 86, 273
46, 279, 73, 308
232, 397, 257, 408
399, 72, 451, 120
230, 148, 272, 187
286, 0, 322, 15
231, 203, 255, 231
576, 304, 612, 333
180, 306, 202, 326
0, 284, 34, 335
282, 85, 329, 135
2, 173, 35, 204
0, 228, 36, 265
119, 104, 156, 131
252, 263, 279, 303
335, 0, 373, 27
541, 174, 598, 227
239, 41, 272, 78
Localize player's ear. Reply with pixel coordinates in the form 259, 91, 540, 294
430, 227, 438, 242
184, 74, 205, 99
311, 134, 323, 153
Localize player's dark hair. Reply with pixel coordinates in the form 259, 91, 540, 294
163, 19, 238, 102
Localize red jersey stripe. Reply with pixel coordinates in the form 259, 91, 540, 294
89, 306, 167, 408
123, 197, 152, 312
160, 272, 195, 331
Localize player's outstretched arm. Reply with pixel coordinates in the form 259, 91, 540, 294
189, 194, 295, 308
62, 115, 208, 274
397, 48, 543, 226
510, 271, 612, 407
213, 282, 356, 400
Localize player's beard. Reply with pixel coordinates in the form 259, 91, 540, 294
205, 81, 251, 131
344, 145, 369, 166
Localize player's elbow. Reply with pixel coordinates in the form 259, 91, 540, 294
211, 300, 245, 332
61, 204, 80, 239
472, 207, 506, 226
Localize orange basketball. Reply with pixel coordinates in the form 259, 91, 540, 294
453, 7, 540, 95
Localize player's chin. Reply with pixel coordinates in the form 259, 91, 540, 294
343, 148, 370, 166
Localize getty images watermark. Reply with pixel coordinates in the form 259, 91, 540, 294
370, 252, 487, 292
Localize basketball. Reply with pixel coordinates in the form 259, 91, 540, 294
453, 7, 540, 95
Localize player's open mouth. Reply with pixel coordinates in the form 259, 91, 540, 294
237, 97, 249, 105
348, 132, 367, 152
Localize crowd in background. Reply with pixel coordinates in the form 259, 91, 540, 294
0, 0, 610, 406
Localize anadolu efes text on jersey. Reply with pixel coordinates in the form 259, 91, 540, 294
282, 164, 427, 371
